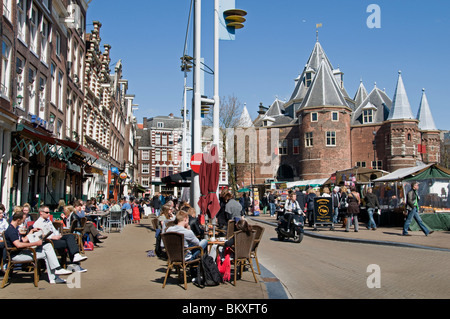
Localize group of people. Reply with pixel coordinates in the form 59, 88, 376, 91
267, 181, 434, 236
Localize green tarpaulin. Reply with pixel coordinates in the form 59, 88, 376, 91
405, 165, 450, 181
410, 213, 450, 231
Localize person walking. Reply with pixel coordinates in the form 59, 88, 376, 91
268, 191, 276, 217
305, 188, 317, 227
331, 187, 340, 224
345, 186, 361, 232
403, 182, 433, 236
364, 187, 380, 230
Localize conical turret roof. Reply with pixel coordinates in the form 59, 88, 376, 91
387, 71, 415, 121
300, 58, 348, 108
237, 105, 254, 128
354, 80, 368, 108
417, 89, 438, 131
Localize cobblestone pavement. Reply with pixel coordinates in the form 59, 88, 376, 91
2, 218, 268, 299
250, 214, 450, 299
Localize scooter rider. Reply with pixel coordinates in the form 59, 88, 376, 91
284, 193, 304, 232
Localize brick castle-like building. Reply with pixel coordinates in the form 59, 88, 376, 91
234, 39, 441, 187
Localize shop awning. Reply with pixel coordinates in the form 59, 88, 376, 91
161, 170, 192, 187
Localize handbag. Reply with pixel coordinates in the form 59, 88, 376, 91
83, 234, 94, 251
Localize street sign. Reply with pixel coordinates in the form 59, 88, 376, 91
190, 153, 203, 174
313, 197, 333, 230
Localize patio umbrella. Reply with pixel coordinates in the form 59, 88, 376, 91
197, 145, 220, 220
238, 188, 251, 193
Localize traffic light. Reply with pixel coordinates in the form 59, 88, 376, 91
201, 96, 214, 118
223, 9, 247, 30
180, 55, 193, 72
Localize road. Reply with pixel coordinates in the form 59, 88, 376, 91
252, 220, 450, 299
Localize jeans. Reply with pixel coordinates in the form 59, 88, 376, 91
191, 239, 208, 260
367, 208, 377, 229
333, 207, 339, 224
346, 214, 359, 232
269, 203, 276, 216
403, 207, 430, 235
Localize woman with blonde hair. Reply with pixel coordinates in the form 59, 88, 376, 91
339, 186, 348, 227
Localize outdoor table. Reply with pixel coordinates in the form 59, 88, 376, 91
86, 211, 110, 230
207, 238, 226, 253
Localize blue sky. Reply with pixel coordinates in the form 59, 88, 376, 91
86, 0, 450, 130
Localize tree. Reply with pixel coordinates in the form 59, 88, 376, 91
203, 95, 243, 193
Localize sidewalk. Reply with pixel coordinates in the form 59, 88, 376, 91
251, 213, 450, 251
3, 218, 268, 299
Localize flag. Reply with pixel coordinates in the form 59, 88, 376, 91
316, 23, 323, 28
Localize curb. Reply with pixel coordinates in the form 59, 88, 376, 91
250, 217, 450, 253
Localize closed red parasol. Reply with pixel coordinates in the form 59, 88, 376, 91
197, 145, 220, 219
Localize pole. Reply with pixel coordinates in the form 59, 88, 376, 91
191, 0, 202, 215
213, 0, 220, 148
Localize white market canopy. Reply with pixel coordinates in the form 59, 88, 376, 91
373, 164, 431, 183
285, 178, 329, 189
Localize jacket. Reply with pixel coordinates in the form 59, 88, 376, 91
406, 189, 419, 211
364, 192, 380, 209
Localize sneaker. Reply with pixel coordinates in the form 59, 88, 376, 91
67, 264, 88, 273
50, 277, 67, 284
73, 253, 88, 263
55, 268, 72, 276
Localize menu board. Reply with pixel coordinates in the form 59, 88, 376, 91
313, 197, 333, 224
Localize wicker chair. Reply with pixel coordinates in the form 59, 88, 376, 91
250, 225, 265, 275
226, 219, 236, 239
232, 230, 258, 286
161, 232, 203, 290
65, 218, 86, 253
1, 232, 40, 288
150, 217, 159, 231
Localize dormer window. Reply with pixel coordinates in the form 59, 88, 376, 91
363, 110, 373, 124
157, 122, 164, 128
305, 72, 313, 87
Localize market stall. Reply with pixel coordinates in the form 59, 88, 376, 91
373, 164, 450, 229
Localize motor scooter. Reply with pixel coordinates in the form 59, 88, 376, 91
276, 207, 304, 243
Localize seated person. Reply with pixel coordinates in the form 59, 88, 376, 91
4, 211, 72, 284
166, 211, 208, 260
0, 203, 9, 268
182, 205, 204, 238
70, 201, 108, 246
223, 218, 253, 249
33, 205, 88, 269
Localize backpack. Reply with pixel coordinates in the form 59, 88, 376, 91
154, 229, 166, 258
195, 254, 223, 287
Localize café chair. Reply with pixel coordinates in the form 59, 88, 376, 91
231, 230, 258, 286
250, 225, 265, 275
161, 232, 203, 290
1, 232, 41, 288
150, 217, 159, 231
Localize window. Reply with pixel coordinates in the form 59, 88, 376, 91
56, 119, 63, 139
154, 149, 160, 161
305, 132, 313, 147
154, 133, 161, 145
55, 32, 61, 57
41, 19, 49, 64
311, 112, 318, 122
50, 62, 57, 104
28, 67, 37, 114
356, 162, 367, 168
141, 177, 149, 187
363, 110, 373, 124
168, 150, 173, 161
168, 167, 173, 176
293, 138, 300, 154
326, 131, 336, 146
305, 72, 313, 87
157, 122, 164, 128
142, 163, 150, 174
58, 70, 64, 110
161, 167, 168, 178
3, 0, 12, 21
38, 77, 46, 117
16, 56, 24, 97
142, 150, 150, 160
154, 167, 160, 178
1, 39, 12, 97
161, 150, 167, 162
42, 0, 50, 10
30, 6, 38, 53
17, 0, 26, 41
332, 112, 339, 121
372, 161, 383, 169
278, 139, 287, 155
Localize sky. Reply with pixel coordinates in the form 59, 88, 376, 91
86, 0, 450, 131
